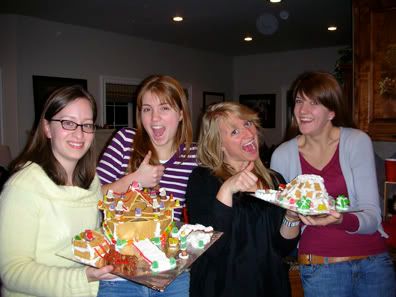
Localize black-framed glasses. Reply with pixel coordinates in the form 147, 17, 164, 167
50, 119, 96, 133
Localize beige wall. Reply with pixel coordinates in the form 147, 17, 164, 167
233, 47, 342, 146
0, 14, 233, 156
2, 14, 395, 160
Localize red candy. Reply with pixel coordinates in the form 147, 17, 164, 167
85, 229, 94, 241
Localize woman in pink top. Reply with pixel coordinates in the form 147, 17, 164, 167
271, 71, 395, 297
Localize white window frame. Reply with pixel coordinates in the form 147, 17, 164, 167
100, 75, 193, 128
99, 75, 141, 128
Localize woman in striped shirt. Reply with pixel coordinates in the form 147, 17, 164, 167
97, 75, 197, 297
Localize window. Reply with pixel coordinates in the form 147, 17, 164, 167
100, 76, 140, 129
100, 76, 192, 129
105, 83, 138, 129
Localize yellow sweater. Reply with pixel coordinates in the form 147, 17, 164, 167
0, 162, 101, 297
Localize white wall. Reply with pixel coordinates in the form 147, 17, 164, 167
0, 14, 233, 156
233, 47, 342, 146
3, 14, 394, 159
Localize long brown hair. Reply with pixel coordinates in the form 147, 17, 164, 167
10, 85, 97, 189
286, 71, 354, 139
129, 75, 193, 171
198, 101, 274, 189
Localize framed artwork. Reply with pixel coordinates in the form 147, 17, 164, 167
203, 92, 225, 110
32, 75, 87, 127
239, 94, 276, 128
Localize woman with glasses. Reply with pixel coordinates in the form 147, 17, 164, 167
96, 75, 197, 297
0, 85, 116, 297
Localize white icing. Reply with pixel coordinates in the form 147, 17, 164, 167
179, 251, 189, 259
254, 174, 336, 214
159, 188, 166, 196
177, 224, 214, 238
154, 222, 161, 238
133, 239, 175, 272
115, 201, 124, 212
254, 189, 279, 202
280, 174, 331, 212
187, 231, 212, 249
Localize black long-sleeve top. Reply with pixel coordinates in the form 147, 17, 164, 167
186, 167, 299, 297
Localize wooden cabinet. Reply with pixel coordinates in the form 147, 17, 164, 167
353, 0, 396, 141
289, 266, 304, 297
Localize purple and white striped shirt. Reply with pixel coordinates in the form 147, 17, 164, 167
96, 128, 198, 221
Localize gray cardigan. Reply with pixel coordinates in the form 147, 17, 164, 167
270, 127, 385, 236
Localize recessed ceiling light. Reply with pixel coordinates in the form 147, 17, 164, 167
328, 26, 337, 31
270, 0, 282, 3
244, 36, 253, 42
173, 16, 183, 22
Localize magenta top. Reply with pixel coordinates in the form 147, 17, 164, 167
298, 145, 387, 257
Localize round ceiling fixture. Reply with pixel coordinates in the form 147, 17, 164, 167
256, 13, 279, 35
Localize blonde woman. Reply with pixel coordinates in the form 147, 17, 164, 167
186, 102, 299, 297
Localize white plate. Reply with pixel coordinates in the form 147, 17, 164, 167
250, 192, 362, 216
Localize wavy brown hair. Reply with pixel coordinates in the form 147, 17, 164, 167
10, 85, 97, 189
286, 71, 355, 139
197, 101, 274, 189
129, 75, 193, 171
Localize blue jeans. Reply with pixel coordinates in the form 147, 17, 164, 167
299, 253, 396, 297
97, 271, 189, 297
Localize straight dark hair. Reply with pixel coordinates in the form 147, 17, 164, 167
10, 85, 97, 189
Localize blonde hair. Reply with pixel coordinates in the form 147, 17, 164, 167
129, 75, 193, 171
198, 101, 274, 189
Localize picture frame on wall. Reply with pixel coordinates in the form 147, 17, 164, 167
32, 76, 87, 128
203, 91, 225, 111
239, 94, 276, 128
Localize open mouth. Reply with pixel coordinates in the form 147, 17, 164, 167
300, 117, 313, 123
152, 126, 165, 138
242, 139, 257, 153
299, 117, 314, 124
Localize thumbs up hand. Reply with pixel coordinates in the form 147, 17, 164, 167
134, 151, 165, 187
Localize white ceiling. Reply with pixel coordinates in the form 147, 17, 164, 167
0, 0, 352, 56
